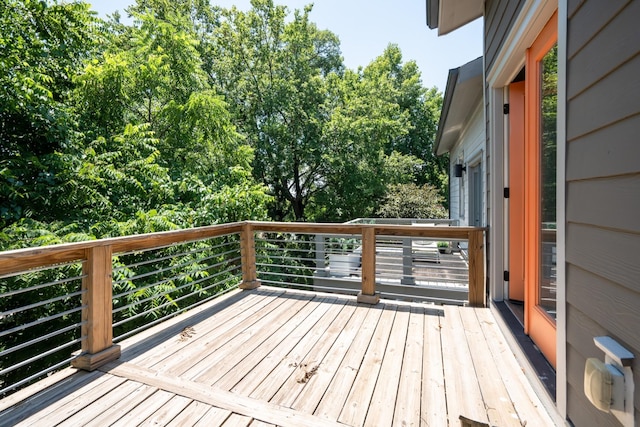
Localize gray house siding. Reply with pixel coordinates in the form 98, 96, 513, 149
565, 1, 640, 426
485, 0, 526, 72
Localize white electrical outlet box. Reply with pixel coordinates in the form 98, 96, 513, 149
585, 336, 635, 427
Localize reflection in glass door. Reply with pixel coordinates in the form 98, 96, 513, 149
539, 44, 557, 320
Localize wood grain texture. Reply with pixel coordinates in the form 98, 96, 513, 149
1, 288, 555, 427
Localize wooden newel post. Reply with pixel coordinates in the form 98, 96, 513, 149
239, 222, 261, 290
467, 230, 486, 307
357, 226, 380, 304
72, 245, 121, 371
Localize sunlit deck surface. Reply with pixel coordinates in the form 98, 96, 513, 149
0, 287, 554, 426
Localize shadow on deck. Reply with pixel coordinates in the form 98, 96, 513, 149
0, 287, 554, 426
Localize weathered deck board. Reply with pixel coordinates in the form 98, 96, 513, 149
421, 309, 447, 427
474, 308, 556, 426
313, 302, 384, 420
164, 398, 214, 426
230, 298, 348, 396
337, 303, 397, 426
459, 307, 520, 426
441, 305, 489, 425
363, 305, 411, 426
0, 287, 555, 427
392, 306, 425, 427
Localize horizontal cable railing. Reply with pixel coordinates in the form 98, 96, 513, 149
112, 233, 242, 342
0, 222, 245, 396
255, 228, 472, 305
0, 220, 484, 396
0, 261, 86, 396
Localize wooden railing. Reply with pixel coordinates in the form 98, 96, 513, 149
0, 221, 485, 384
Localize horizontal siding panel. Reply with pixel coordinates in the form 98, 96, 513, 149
567, 349, 626, 427
566, 304, 607, 360
566, 264, 640, 352
567, 0, 630, 59
567, 174, 640, 233
566, 53, 640, 141
566, 114, 640, 179
567, 223, 640, 294
568, 0, 640, 98
485, 0, 525, 73
567, 0, 585, 20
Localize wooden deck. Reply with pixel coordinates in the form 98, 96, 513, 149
0, 287, 554, 426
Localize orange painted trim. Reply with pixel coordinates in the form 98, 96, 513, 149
508, 81, 526, 302
524, 10, 558, 368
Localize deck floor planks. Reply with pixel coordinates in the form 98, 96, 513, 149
0, 369, 103, 425
219, 413, 253, 426
214, 296, 337, 391
441, 305, 489, 425
140, 394, 193, 426
363, 304, 412, 427
197, 295, 326, 386
129, 289, 280, 367
119, 288, 252, 363
151, 291, 292, 376
102, 362, 343, 427
241, 300, 356, 401
84, 382, 159, 426
312, 302, 386, 421
0, 287, 557, 427
474, 307, 555, 426
230, 298, 348, 396
192, 406, 233, 426
165, 400, 215, 426
458, 307, 521, 426
249, 301, 358, 403
110, 388, 175, 427
272, 303, 370, 409
421, 309, 447, 427
392, 305, 425, 427
337, 304, 397, 426
184, 294, 314, 383
57, 378, 143, 426
16, 373, 125, 427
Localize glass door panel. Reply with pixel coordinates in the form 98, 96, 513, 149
539, 44, 557, 320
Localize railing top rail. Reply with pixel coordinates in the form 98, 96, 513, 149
249, 221, 485, 239
0, 220, 485, 277
346, 218, 459, 225
0, 222, 244, 277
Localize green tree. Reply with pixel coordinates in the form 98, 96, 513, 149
211, 0, 342, 221
362, 45, 446, 194
0, 0, 98, 228
377, 183, 447, 219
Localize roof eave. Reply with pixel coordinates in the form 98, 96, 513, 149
426, 0, 483, 35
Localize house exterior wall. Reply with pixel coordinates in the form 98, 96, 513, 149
484, 0, 526, 294
449, 105, 484, 227
485, 0, 527, 72
564, 1, 640, 425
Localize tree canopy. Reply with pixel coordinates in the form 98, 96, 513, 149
1, 0, 447, 249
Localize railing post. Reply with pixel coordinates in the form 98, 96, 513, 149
357, 226, 380, 304
240, 222, 261, 290
467, 229, 486, 307
72, 245, 121, 371
315, 234, 327, 277
401, 237, 415, 285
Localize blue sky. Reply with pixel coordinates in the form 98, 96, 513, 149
89, 0, 482, 92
